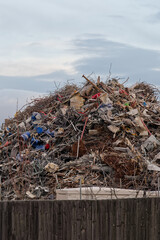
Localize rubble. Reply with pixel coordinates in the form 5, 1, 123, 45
0, 75, 160, 200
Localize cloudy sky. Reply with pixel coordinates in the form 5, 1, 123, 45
0, 0, 160, 124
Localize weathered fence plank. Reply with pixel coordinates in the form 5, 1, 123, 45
0, 198, 160, 240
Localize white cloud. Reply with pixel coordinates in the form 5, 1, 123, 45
151, 67, 160, 71
0, 37, 80, 76
0, 57, 78, 76
0, 1, 160, 81
0, 89, 43, 125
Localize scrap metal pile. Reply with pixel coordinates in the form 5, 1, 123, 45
0, 75, 160, 200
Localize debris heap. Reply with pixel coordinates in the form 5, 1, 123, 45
0, 75, 160, 200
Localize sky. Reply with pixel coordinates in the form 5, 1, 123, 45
0, 0, 160, 124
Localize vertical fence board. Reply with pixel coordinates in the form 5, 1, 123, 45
91, 200, 99, 240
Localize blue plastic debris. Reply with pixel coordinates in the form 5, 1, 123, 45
143, 102, 147, 107
21, 131, 30, 141
31, 113, 37, 121
99, 103, 112, 109
36, 127, 44, 134
98, 103, 113, 113
31, 137, 45, 150
31, 112, 41, 121
45, 129, 54, 137
35, 145, 45, 150
31, 137, 39, 148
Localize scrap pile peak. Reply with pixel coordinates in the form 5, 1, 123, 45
0, 75, 160, 200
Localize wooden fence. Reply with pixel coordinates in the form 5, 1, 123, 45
0, 198, 160, 240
